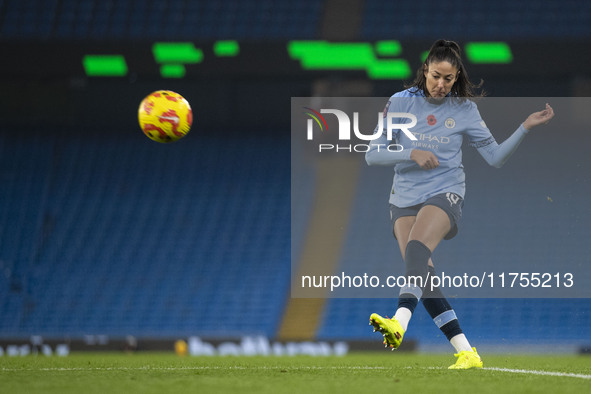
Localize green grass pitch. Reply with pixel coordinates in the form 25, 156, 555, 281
1, 352, 590, 393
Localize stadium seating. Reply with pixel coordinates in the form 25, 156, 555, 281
2, 0, 590, 41
0, 131, 291, 338
1, 128, 588, 351
362, 0, 591, 39
0, 0, 323, 39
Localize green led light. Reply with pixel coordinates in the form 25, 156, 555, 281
290, 41, 374, 68
82, 55, 127, 76
368, 59, 411, 79
375, 40, 402, 56
288, 41, 411, 80
160, 64, 186, 78
152, 42, 203, 64
465, 42, 513, 64
214, 40, 240, 56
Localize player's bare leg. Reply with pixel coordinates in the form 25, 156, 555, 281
407, 205, 450, 251
394, 215, 435, 268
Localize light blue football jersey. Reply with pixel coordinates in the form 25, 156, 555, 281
366, 88, 528, 207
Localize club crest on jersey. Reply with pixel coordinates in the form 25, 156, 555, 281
444, 117, 456, 129
427, 114, 437, 126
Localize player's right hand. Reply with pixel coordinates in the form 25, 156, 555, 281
410, 149, 440, 170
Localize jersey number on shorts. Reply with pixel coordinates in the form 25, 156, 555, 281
446, 192, 460, 207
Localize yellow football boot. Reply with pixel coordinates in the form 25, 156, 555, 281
369, 313, 405, 350
448, 347, 483, 370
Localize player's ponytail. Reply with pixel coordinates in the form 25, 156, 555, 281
407, 39, 484, 99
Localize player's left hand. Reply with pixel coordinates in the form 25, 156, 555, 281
523, 103, 554, 130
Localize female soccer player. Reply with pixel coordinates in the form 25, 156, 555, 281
366, 39, 554, 369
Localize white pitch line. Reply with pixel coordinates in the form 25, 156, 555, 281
2, 365, 589, 379
485, 367, 591, 380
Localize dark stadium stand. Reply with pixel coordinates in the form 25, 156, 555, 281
0, 0, 591, 40
1, 125, 589, 350
0, 131, 290, 338
362, 0, 591, 39
0, 0, 323, 39
2, 0, 589, 41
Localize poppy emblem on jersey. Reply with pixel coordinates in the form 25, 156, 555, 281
444, 117, 456, 129
427, 114, 437, 126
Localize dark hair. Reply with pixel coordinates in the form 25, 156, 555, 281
406, 39, 484, 98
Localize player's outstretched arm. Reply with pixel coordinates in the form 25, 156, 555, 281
476, 103, 555, 168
